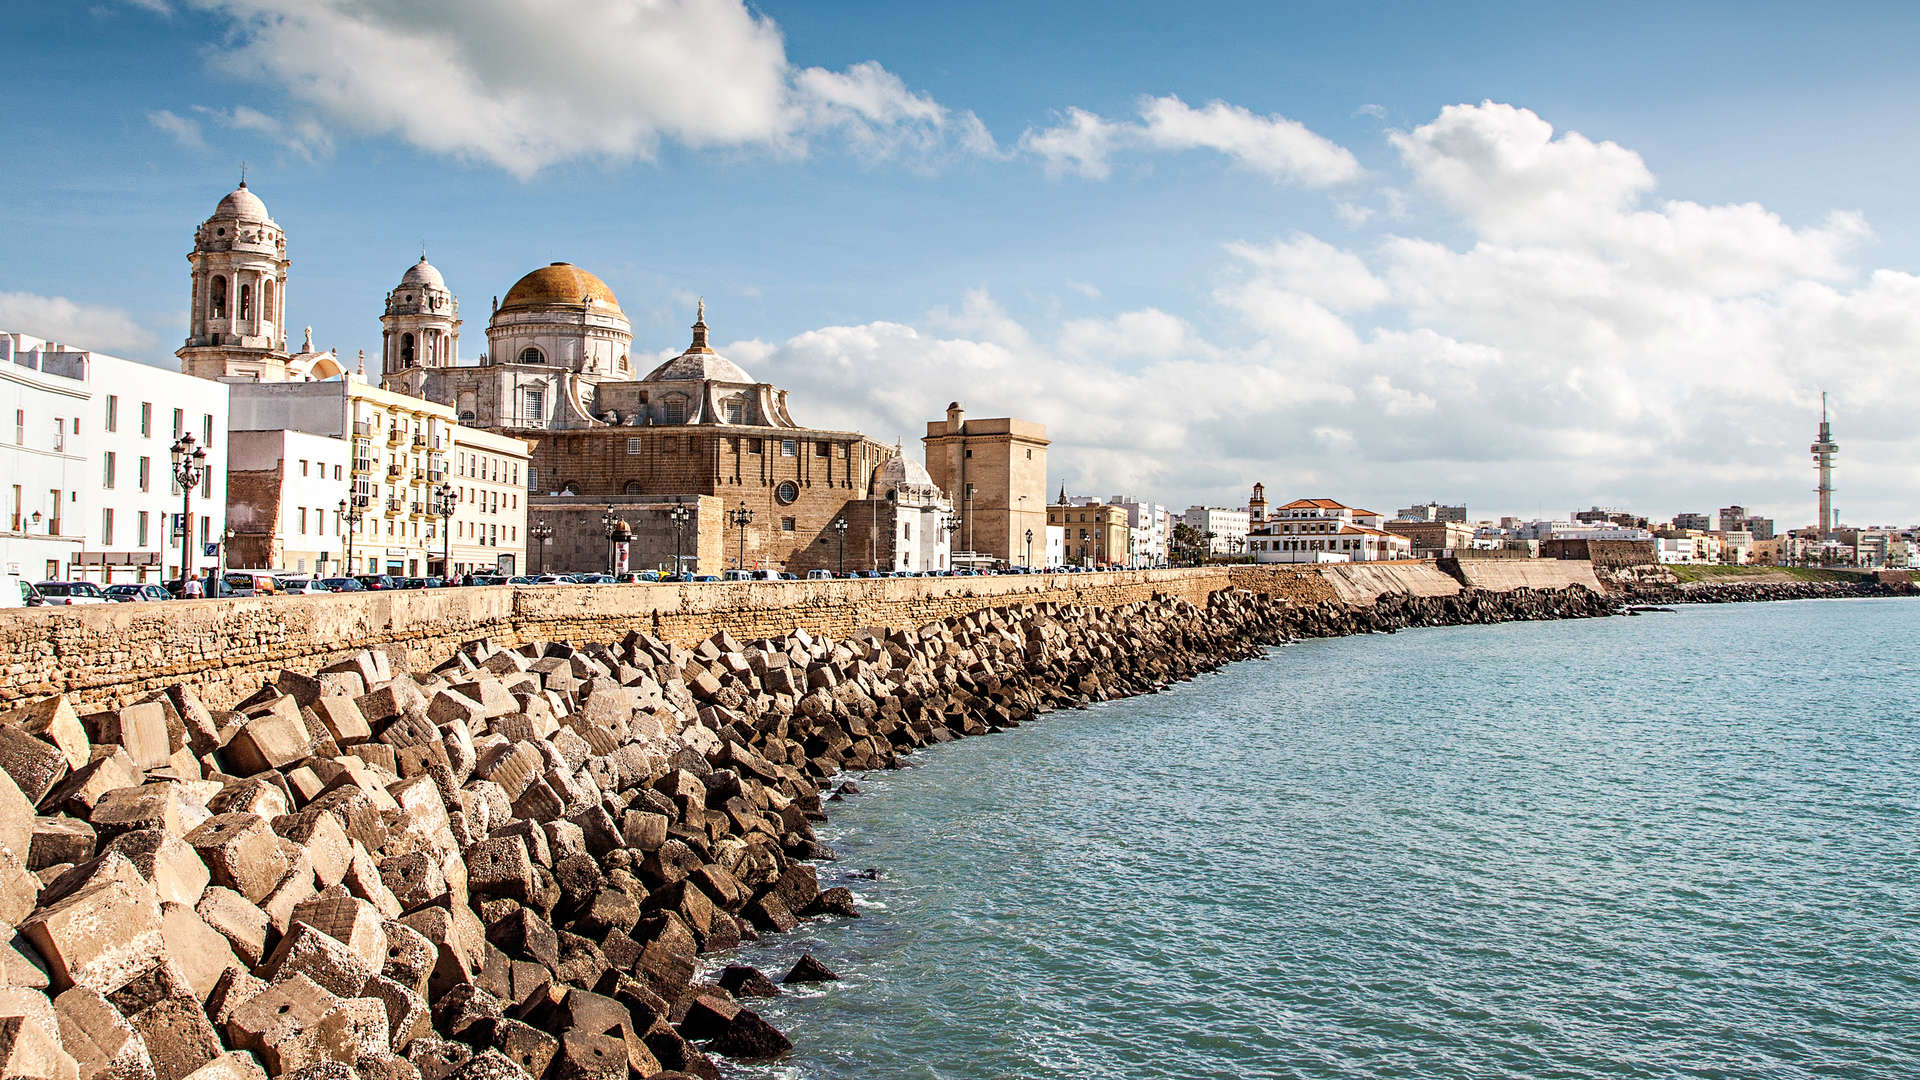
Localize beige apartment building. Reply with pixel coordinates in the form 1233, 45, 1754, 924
923, 402, 1048, 567
1049, 498, 1131, 567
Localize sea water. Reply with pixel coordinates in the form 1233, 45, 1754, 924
720, 597, 1920, 1079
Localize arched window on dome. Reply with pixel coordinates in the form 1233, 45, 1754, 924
262, 280, 274, 322
239, 283, 252, 321
459, 411, 476, 425
618, 354, 629, 374
518, 347, 544, 364
401, 333, 415, 368
661, 397, 686, 424
209, 276, 228, 319
723, 397, 744, 425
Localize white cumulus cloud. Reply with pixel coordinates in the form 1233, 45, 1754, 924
1020, 95, 1359, 185
175, 0, 990, 178
0, 293, 156, 353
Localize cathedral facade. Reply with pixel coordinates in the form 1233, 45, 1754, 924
398, 261, 907, 572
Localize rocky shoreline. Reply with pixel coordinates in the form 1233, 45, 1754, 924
1615, 577, 1911, 606
0, 578, 1899, 1080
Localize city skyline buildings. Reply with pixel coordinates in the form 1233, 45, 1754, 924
4, 3, 1918, 526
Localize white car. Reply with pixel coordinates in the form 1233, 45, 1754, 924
273, 575, 331, 595
35, 581, 113, 605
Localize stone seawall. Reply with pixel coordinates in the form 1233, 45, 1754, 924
1443, 558, 1605, 593
0, 560, 1611, 712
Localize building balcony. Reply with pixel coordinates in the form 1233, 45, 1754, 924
387, 428, 405, 446
386, 465, 402, 480
412, 435, 427, 449
410, 502, 425, 517
352, 421, 373, 437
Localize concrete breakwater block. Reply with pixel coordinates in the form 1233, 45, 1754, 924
0, 583, 1634, 1077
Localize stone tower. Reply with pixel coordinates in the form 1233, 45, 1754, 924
177, 180, 292, 381
1248, 482, 1267, 523
381, 256, 460, 398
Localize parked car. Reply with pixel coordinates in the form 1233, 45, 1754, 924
692, 575, 721, 582
105, 583, 173, 602
806, 569, 835, 580
274, 575, 331, 595
466, 575, 508, 586
721, 570, 754, 582
530, 574, 572, 584
3, 573, 45, 608
319, 577, 367, 592
223, 572, 278, 597
354, 574, 398, 591
36, 581, 113, 605
571, 573, 617, 585
507, 576, 536, 585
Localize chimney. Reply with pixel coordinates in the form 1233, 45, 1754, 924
946, 401, 964, 434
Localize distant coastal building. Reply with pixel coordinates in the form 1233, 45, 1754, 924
1181, 505, 1250, 556
1811, 393, 1838, 540
1384, 519, 1475, 557
1248, 498, 1412, 563
1050, 495, 1129, 567
1394, 501, 1466, 523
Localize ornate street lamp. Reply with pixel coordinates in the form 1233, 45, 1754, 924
221, 527, 234, 580
667, 503, 691, 579
530, 518, 553, 575
170, 433, 209, 591
339, 495, 369, 575
1025, 527, 1034, 568
832, 515, 849, 575
727, 501, 754, 570
943, 511, 961, 571
432, 481, 460, 577
601, 508, 628, 576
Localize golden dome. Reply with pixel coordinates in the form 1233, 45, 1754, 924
499, 262, 623, 315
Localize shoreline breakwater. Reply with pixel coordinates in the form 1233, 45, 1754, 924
0, 575, 1908, 1080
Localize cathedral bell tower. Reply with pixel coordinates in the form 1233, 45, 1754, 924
380, 255, 460, 397
177, 179, 293, 381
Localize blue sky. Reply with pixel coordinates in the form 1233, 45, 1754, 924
6, 0, 1920, 525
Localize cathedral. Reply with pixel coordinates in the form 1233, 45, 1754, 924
173, 178, 950, 574
383, 259, 925, 572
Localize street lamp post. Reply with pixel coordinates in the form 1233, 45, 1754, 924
530, 519, 553, 575
169, 434, 209, 591
432, 481, 459, 578
727, 501, 754, 570
601, 508, 625, 576
1025, 527, 1034, 568
667, 504, 690, 579
220, 527, 234, 581
943, 512, 960, 571
339, 495, 368, 575
832, 515, 848, 575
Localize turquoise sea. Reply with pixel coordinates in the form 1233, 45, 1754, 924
720, 598, 1920, 1079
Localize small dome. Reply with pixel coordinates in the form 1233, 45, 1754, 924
399, 256, 445, 290
499, 262, 622, 315
643, 301, 752, 383
874, 453, 937, 494
214, 181, 272, 222
643, 351, 753, 383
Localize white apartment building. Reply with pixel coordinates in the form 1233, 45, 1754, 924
1, 337, 89, 579
448, 426, 532, 576
1045, 524, 1064, 568
226, 429, 352, 574
2, 332, 229, 584
1248, 498, 1413, 563
1107, 496, 1170, 567
1182, 505, 1250, 556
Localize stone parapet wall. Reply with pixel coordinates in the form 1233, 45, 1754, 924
1444, 557, 1604, 593
0, 560, 1600, 711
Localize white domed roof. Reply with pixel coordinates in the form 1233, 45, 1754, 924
399, 257, 446, 290
874, 453, 937, 493
644, 350, 753, 383
642, 301, 753, 383
214, 181, 272, 222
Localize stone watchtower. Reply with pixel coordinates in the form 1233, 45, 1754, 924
922, 401, 1049, 567
1248, 482, 1267, 523
380, 256, 460, 398
177, 180, 293, 381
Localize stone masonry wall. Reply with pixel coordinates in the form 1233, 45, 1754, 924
0, 560, 1587, 712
